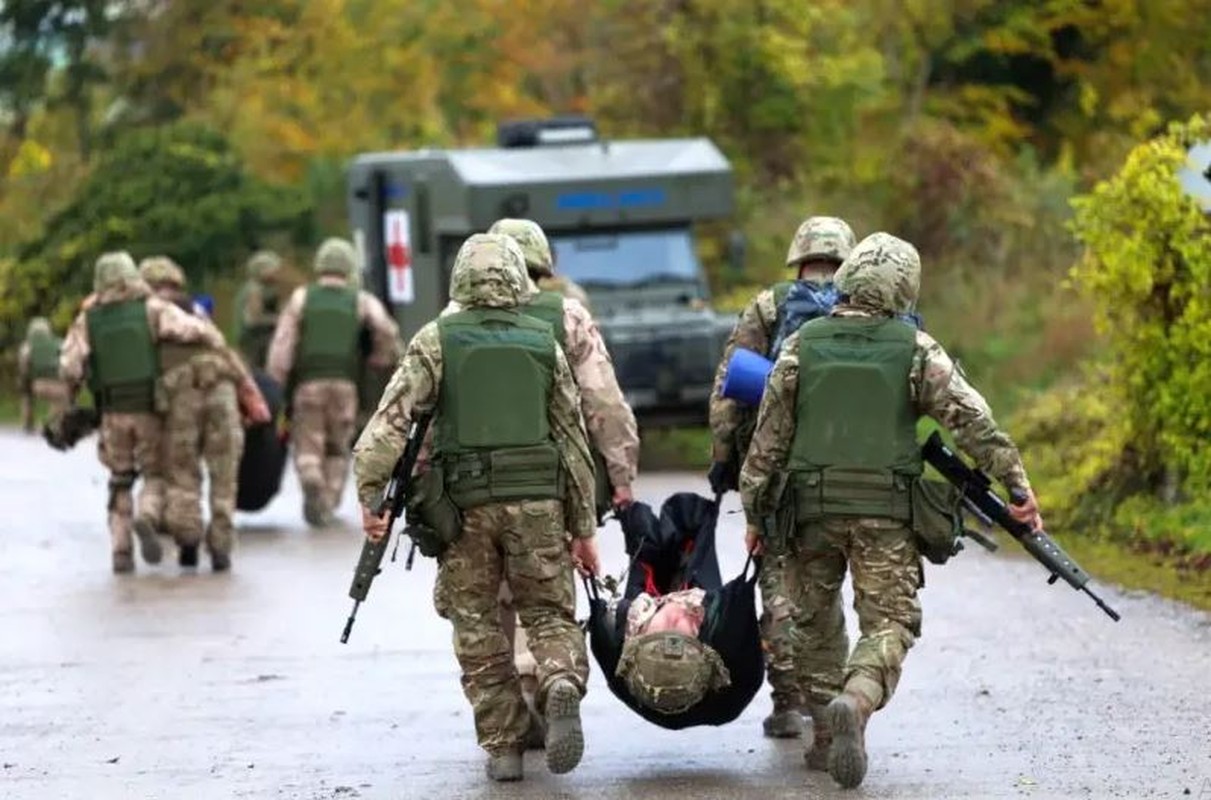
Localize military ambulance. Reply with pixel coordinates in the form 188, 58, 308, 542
346, 117, 739, 425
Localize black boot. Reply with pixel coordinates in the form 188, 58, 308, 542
178, 544, 199, 568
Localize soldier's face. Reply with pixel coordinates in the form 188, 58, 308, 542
648, 603, 702, 637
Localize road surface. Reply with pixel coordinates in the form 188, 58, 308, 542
1, 428, 1208, 799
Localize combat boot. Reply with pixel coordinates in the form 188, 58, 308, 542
112, 550, 135, 574
178, 544, 199, 568
763, 702, 806, 739
303, 485, 330, 528
826, 692, 873, 789
543, 679, 584, 774
485, 750, 523, 782
803, 705, 831, 771
210, 550, 231, 573
132, 518, 163, 565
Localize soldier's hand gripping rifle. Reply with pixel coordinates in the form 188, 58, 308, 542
340, 412, 433, 643
922, 431, 1121, 621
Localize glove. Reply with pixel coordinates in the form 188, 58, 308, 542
708, 459, 739, 495
237, 376, 272, 426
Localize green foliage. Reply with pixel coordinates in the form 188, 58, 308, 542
0, 123, 311, 348
1069, 115, 1211, 491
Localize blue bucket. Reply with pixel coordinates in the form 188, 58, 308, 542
193, 293, 215, 318
720, 348, 774, 407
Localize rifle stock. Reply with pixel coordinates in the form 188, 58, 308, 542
921, 431, 1121, 622
340, 412, 433, 643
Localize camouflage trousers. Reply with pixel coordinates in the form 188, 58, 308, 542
789, 517, 922, 713
433, 499, 588, 755
21, 379, 69, 432
291, 380, 357, 513
96, 412, 165, 556
163, 371, 245, 556
759, 553, 822, 711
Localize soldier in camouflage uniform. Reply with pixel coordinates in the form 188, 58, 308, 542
740, 233, 1043, 788
234, 250, 285, 370
267, 238, 399, 527
708, 215, 857, 739
60, 252, 237, 574
474, 218, 639, 744
354, 233, 599, 783
140, 257, 270, 571
18, 317, 69, 434
489, 217, 593, 310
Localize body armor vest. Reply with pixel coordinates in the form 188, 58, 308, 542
296, 284, 359, 382
86, 299, 158, 413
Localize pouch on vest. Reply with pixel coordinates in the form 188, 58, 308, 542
404, 464, 464, 558
910, 478, 964, 565
792, 468, 913, 523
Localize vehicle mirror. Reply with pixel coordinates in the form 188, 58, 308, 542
726, 230, 747, 274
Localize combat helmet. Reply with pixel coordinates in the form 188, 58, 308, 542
26, 317, 51, 338
785, 216, 856, 267
488, 218, 553, 276
93, 251, 140, 294
615, 632, 732, 715
449, 233, 534, 309
314, 238, 359, 278
138, 256, 186, 289
246, 250, 283, 280
834, 232, 921, 315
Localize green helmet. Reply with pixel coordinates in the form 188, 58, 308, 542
93, 251, 140, 294
314, 237, 359, 278
615, 632, 732, 715
138, 256, 186, 289
26, 317, 51, 338
449, 233, 533, 309
785, 216, 856, 267
488, 218, 553, 276
247, 250, 283, 280
835, 232, 921, 314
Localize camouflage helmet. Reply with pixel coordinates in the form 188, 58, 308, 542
449, 233, 534, 309
138, 256, 186, 289
314, 238, 360, 278
785, 216, 856, 267
26, 317, 51, 338
615, 632, 732, 715
835, 232, 921, 314
93, 251, 140, 294
246, 250, 283, 280
488, 218, 553, 276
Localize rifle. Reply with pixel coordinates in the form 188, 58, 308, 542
340, 412, 433, 643
922, 431, 1121, 622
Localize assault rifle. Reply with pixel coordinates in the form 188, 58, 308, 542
340, 412, 433, 643
922, 431, 1121, 621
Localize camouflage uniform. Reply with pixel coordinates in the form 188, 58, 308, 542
17, 317, 69, 433
708, 216, 856, 733
740, 233, 1032, 786
267, 238, 399, 526
140, 256, 262, 570
234, 250, 284, 370
482, 218, 638, 740
353, 234, 596, 776
61, 253, 230, 573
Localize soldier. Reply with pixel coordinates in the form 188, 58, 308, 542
479, 217, 639, 745
740, 233, 1043, 788
18, 317, 69, 434
489, 217, 592, 310
353, 233, 599, 783
234, 250, 285, 369
60, 252, 236, 574
139, 257, 269, 571
708, 215, 857, 740
267, 238, 399, 527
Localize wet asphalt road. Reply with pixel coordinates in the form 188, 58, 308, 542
2, 427, 1210, 800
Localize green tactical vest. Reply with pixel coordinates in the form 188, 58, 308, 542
28, 331, 62, 380
296, 284, 359, 382
525, 291, 568, 350
786, 316, 921, 522
436, 308, 563, 510
86, 299, 158, 413
235, 280, 279, 368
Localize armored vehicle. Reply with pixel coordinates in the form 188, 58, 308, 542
346, 117, 738, 424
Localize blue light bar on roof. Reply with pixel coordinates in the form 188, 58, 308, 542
556, 188, 666, 211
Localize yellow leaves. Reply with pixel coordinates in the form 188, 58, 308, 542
7, 139, 52, 177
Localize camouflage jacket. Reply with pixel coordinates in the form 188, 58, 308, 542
708, 287, 779, 462
352, 319, 598, 539
740, 306, 1031, 524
